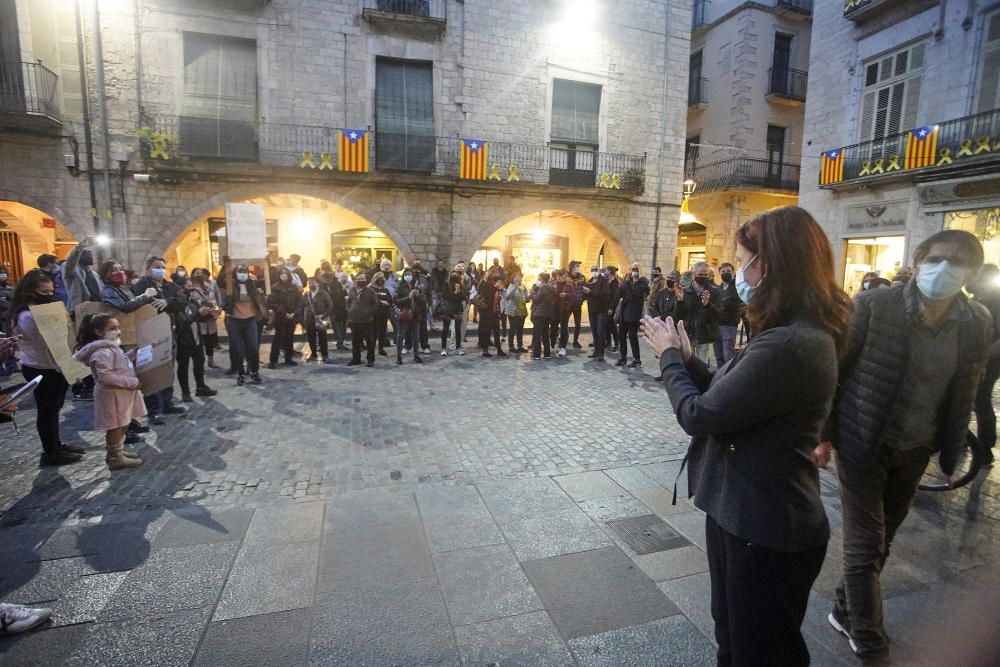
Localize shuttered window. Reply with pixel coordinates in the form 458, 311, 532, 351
859, 42, 925, 143
375, 59, 435, 172
976, 10, 1000, 114
181, 34, 257, 159
551, 79, 601, 145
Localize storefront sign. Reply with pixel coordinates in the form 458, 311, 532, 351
845, 204, 907, 233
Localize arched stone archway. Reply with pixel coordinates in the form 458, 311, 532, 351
145, 182, 419, 265
0, 186, 86, 242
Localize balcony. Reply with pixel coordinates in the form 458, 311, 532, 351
688, 78, 709, 109
688, 157, 800, 193
139, 115, 647, 194
0, 61, 61, 135
362, 0, 446, 36
818, 108, 1000, 189
693, 0, 711, 32
767, 67, 808, 105
843, 0, 914, 22
775, 0, 813, 19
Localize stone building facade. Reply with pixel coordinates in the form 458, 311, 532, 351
0, 0, 691, 279
799, 0, 1000, 294
680, 0, 812, 269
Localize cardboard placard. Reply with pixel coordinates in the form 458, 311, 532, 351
134, 312, 174, 396
28, 302, 90, 382
224, 203, 267, 261
73, 302, 159, 347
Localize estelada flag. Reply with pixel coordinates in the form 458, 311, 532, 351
820, 149, 844, 185
905, 126, 938, 170
338, 129, 369, 173
460, 139, 488, 180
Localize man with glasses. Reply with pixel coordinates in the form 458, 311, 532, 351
814, 229, 992, 663
676, 262, 722, 368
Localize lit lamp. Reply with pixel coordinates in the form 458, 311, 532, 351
681, 179, 697, 214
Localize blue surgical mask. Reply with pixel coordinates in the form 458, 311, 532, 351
735, 255, 759, 303
404, 274, 413, 282
236, 272, 249, 282
150, 268, 166, 280
916, 260, 967, 300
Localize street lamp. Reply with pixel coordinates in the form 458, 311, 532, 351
681, 179, 697, 214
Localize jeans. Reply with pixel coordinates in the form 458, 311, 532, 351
619, 320, 640, 361
531, 317, 551, 357
21, 366, 67, 453
397, 319, 422, 359
571, 304, 583, 343
706, 515, 825, 666
714, 325, 738, 367
374, 309, 390, 351
229, 316, 260, 374
507, 315, 525, 349
144, 386, 174, 417
834, 447, 932, 657
479, 312, 501, 351
590, 311, 608, 357
269, 320, 296, 364
333, 317, 347, 348
974, 350, 1000, 450
551, 315, 570, 349
351, 322, 375, 363
176, 342, 206, 395
441, 317, 462, 349
306, 323, 329, 359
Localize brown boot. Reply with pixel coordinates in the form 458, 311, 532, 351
106, 439, 143, 470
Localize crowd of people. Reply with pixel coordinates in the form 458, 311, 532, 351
2, 205, 1000, 664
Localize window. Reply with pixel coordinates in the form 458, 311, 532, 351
375, 59, 435, 172
689, 51, 705, 105
859, 42, 925, 143
550, 79, 601, 186
766, 124, 787, 183
181, 34, 258, 159
685, 134, 701, 174
770, 34, 792, 94
976, 10, 1000, 114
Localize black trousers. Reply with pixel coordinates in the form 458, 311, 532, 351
202, 332, 218, 357
176, 342, 206, 395
479, 312, 501, 350
706, 515, 826, 667
306, 323, 329, 359
608, 313, 620, 347
269, 320, 296, 364
974, 350, 1000, 450
531, 317, 551, 357
619, 320, 641, 361
21, 366, 67, 454
374, 310, 390, 351
571, 304, 583, 343
550, 314, 570, 349
441, 317, 462, 349
350, 322, 376, 364
507, 315, 525, 349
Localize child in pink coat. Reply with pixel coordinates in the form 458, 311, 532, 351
73, 314, 145, 470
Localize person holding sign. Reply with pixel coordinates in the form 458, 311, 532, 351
73, 314, 145, 470
10, 270, 86, 466
222, 264, 267, 385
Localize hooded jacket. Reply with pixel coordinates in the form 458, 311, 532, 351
74, 339, 146, 430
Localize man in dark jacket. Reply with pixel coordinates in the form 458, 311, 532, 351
713, 262, 743, 367
816, 230, 992, 662
529, 273, 557, 359
606, 266, 621, 352
347, 274, 378, 367
567, 260, 588, 348
583, 264, 611, 361
318, 263, 347, 350
675, 262, 722, 368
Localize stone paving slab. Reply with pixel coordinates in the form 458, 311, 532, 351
453, 611, 575, 667
194, 608, 313, 667
569, 615, 717, 667
213, 540, 319, 621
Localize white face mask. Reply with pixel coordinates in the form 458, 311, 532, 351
631, 271, 639, 278
735, 255, 759, 303
104, 330, 121, 345
591, 271, 598, 278
916, 260, 967, 300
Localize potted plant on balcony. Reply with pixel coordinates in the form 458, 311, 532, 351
623, 168, 645, 193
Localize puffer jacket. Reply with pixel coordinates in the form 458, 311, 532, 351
530, 282, 557, 321
569, 272, 587, 307
827, 281, 992, 476
501, 284, 528, 317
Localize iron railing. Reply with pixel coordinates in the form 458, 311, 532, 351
819, 107, 1000, 186
363, 0, 446, 21
768, 67, 808, 102
139, 114, 646, 193
689, 157, 800, 192
693, 0, 710, 28
776, 0, 812, 14
0, 61, 60, 119
689, 78, 709, 107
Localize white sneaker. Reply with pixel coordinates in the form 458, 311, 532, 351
401, 348, 410, 355
827, 612, 859, 654
456, 349, 465, 356
558, 347, 566, 357
422, 347, 431, 354
440, 350, 448, 357
0, 603, 52, 634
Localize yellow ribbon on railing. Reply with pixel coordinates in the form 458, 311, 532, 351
318, 152, 334, 170
937, 148, 953, 166
506, 165, 520, 182
844, 0, 856, 10
150, 139, 169, 160
488, 163, 502, 181
957, 139, 974, 158
300, 151, 316, 168
870, 158, 885, 175
598, 173, 611, 188
610, 173, 622, 189
886, 155, 901, 172
975, 137, 992, 155
858, 160, 871, 177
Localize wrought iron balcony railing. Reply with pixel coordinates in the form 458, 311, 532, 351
363, 0, 446, 21
0, 61, 60, 120
818, 107, 1000, 187
689, 78, 709, 108
768, 67, 808, 102
843, 0, 908, 21
138, 115, 646, 193
687, 157, 800, 193
775, 0, 813, 16
693, 0, 711, 28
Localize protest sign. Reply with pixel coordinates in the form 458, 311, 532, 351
28, 302, 90, 382
74, 302, 158, 347
224, 203, 267, 261
134, 312, 174, 396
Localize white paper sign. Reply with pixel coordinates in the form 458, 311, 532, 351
224, 202, 267, 260
135, 345, 153, 367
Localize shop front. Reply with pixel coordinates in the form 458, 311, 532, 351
840, 203, 909, 294
943, 207, 1000, 267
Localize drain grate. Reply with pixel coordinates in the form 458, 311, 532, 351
606, 515, 691, 555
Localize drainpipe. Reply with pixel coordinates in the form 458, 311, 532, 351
92, 0, 125, 265
74, 0, 98, 237
650, 2, 674, 269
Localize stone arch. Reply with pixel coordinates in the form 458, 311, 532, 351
0, 185, 86, 242
146, 182, 418, 265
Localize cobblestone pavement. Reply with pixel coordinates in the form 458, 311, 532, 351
1, 335, 998, 665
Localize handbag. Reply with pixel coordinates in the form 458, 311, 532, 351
393, 304, 412, 324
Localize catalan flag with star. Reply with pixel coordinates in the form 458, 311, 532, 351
338, 129, 369, 173
820, 148, 844, 185
460, 139, 488, 180
905, 126, 938, 170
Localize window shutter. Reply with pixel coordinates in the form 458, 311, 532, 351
375, 59, 434, 171
861, 90, 877, 142
551, 79, 601, 144
901, 76, 921, 131
977, 12, 1000, 113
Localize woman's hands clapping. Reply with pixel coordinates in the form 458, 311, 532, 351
641, 316, 692, 361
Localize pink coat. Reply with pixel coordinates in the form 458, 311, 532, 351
73, 340, 147, 431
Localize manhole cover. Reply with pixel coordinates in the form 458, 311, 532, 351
606, 515, 690, 555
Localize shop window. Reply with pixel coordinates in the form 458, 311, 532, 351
843, 236, 905, 294
945, 208, 1000, 267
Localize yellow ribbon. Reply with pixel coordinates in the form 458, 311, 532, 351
886, 155, 901, 172
506, 165, 520, 182
859, 160, 871, 177
975, 137, 992, 155
598, 173, 611, 188
90, 207, 98, 219
150, 139, 169, 160
870, 158, 884, 175
844, 0, 856, 10
488, 163, 502, 181
610, 173, 622, 189
300, 151, 316, 168
318, 152, 334, 170
957, 139, 974, 158
937, 148, 953, 166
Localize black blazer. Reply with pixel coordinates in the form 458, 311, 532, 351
660, 319, 838, 552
